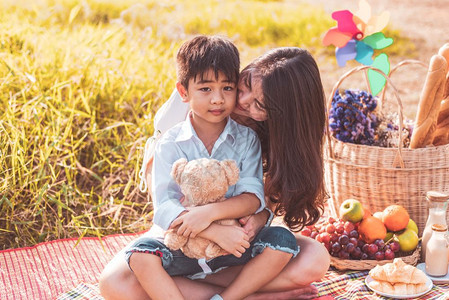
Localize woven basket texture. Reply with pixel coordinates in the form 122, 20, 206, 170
325, 64, 449, 234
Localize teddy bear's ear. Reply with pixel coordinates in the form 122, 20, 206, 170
171, 158, 188, 184
220, 160, 239, 186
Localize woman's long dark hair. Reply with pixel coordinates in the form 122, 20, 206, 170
242, 48, 327, 231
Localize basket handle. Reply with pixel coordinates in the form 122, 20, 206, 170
379, 60, 428, 110
326, 65, 406, 168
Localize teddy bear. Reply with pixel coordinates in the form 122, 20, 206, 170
164, 157, 240, 260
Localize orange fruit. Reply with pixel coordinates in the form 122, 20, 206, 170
363, 208, 372, 219
358, 216, 387, 243
382, 205, 410, 232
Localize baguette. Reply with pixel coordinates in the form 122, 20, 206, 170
438, 43, 449, 98
433, 98, 449, 145
409, 55, 448, 148
431, 43, 449, 146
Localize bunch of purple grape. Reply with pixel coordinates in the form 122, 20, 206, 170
329, 89, 379, 145
301, 217, 401, 261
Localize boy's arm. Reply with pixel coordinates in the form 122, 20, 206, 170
151, 139, 187, 230
172, 192, 260, 237
211, 130, 265, 218
197, 223, 251, 257
171, 131, 264, 237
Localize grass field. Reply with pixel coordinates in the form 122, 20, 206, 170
0, 0, 415, 249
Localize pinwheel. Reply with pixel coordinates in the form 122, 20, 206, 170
322, 0, 394, 95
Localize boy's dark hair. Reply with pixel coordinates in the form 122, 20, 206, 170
176, 35, 240, 88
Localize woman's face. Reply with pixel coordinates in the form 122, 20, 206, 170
233, 73, 268, 122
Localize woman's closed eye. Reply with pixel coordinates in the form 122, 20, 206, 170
254, 99, 266, 111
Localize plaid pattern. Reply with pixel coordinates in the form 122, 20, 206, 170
316, 268, 449, 299
2, 231, 449, 300
56, 283, 103, 300
57, 268, 449, 300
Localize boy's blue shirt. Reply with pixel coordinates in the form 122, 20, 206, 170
152, 113, 265, 231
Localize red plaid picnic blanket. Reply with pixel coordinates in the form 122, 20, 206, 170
2, 232, 449, 299
0, 231, 144, 299
56, 269, 449, 300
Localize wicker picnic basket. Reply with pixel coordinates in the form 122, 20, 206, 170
325, 64, 449, 235
330, 246, 421, 271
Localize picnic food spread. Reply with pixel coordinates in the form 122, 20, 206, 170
301, 200, 419, 262
368, 258, 429, 295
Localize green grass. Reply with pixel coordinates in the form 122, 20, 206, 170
0, 0, 416, 249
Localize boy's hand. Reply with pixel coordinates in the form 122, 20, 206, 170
170, 205, 213, 238
212, 225, 250, 258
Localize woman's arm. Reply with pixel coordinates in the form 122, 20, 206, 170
239, 208, 271, 241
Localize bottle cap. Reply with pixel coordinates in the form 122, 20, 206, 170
426, 191, 449, 202
431, 224, 448, 232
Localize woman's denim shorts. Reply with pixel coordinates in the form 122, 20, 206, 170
125, 226, 299, 279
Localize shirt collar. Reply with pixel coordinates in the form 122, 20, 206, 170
175, 111, 236, 146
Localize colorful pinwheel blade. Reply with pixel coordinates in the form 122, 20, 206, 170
323, 27, 353, 48
355, 41, 373, 65
336, 40, 357, 67
367, 53, 391, 96
355, 0, 371, 24
363, 32, 393, 50
364, 11, 390, 36
352, 15, 366, 38
332, 10, 360, 35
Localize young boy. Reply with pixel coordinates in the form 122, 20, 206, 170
125, 35, 299, 300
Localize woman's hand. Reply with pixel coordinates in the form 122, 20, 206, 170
170, 205, 213, 238
210, 224, 250, 258
239, 210, 269, 241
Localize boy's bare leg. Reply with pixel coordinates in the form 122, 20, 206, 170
129, 252, 184, 300
219, 248, 292, 300
174, 277, 223, 300
100, 236, 327, 300
198, 236, 328, 299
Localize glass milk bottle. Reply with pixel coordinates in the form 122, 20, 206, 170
425, 224, 448, 277
421, 191, 449, 260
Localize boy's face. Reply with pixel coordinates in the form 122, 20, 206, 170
177, 69, 237, 126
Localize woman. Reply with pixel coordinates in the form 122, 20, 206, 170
100, 47, 330, 300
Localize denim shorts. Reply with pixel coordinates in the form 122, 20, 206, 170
125, 226, 299, 279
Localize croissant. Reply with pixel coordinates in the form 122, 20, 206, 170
368, 280, 428, 295
368, 259, 428, 295
369, 258, 427, 284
